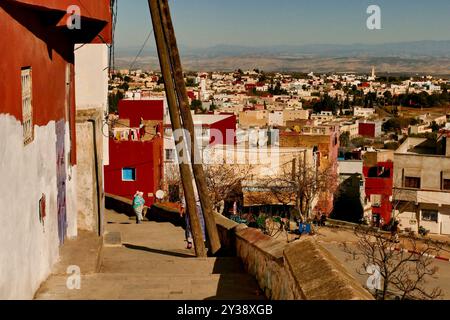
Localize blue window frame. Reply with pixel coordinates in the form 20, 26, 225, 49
122, 168, 136, 181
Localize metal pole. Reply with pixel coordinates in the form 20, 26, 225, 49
158, 0, 221, 254
148, 0, 206, 257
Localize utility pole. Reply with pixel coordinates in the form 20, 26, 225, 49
158, 0, 221, 254
148, 0, 206, 257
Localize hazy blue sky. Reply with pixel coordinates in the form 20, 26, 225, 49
115, 0, 450, 48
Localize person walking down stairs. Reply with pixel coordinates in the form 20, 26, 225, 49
133, 191, 145, 224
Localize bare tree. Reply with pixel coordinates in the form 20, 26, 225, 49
343, 226, 443, 300
165, 163, 182, 202
252, 162, 338, 222
203, 164, 254, 209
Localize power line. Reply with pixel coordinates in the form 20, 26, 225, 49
129, 30, 154, 71
110, 0, 118, 72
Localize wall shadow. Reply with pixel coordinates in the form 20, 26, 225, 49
123, 243, 194, 258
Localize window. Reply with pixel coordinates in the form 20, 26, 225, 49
122, 168, 136, 181
422, 210, 438, 222
370, 194, 382, 207
443, 179, 450, 191
404, 176, 421, 189
21, 67, 33, 145
165, 149, 175, 161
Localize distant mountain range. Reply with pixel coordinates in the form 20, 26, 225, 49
114, 40, 450, 75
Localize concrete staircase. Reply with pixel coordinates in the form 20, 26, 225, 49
36, 255, 263, 300
35, 210, 264, 300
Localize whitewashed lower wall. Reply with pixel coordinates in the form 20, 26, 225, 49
0, 114, 77, 299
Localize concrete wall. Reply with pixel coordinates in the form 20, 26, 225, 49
214, 213, 373, 300
340, 123, 359, 138
0, 115, 77, 299
394, 153, 450, 193
283, 109, 309, 122
338, 160, 363, 175
75, 44, 109, 166
239, 110, 268, 128
394, 151, 450, 234
74, 44, 109, 235
75, 117, 104, 234
268, 112, 283, 127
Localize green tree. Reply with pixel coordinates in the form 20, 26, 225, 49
430, 121, 440, 132
190, 99, 203, 112
351, 137, 369, 148
118, 82, 129, 91
108, 91, 124, 113
185, 77, 197, 87
268, 82, 288, 95
339, 131, 350, 148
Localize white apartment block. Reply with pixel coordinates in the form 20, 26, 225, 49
394, 135, 450, 235
340, 121, 360, 138
353, 107, 375, 118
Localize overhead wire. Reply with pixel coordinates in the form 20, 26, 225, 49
128, 30, 154, 71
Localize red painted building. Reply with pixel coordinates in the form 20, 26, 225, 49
0, 0, 111, 299
104, 100, 164, 206
245, 83, 256, 91
363, 161, 394, 225
203, 114, 237, 145
358, 121, 382, 138
164, 113, 237, 147
118, 99, 165, 127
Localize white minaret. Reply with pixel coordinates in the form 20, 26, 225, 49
371, 66, 376, 79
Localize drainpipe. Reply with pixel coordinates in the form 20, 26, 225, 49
88, 119, 102, 236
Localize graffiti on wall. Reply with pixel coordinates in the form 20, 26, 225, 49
56, 120, 67, 245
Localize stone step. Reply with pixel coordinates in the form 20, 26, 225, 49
103, 232, 122, 247
35, 273, 264, 300
100, 253, 245, 275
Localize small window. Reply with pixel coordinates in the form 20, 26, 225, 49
443, 179, 450, 191
165, 149, 175, 161
422, 210, 438, 222
404, 176, 421, 189
122, 168, 136, 181
21, 67, 33, 145
370, 194, 382, 207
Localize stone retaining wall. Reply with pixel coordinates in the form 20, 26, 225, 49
104, 197, 373, 300
214, 213, 373, 300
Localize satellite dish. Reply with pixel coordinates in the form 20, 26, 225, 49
156, 190, 165, 200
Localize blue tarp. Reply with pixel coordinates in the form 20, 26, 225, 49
298, 223, 311, 235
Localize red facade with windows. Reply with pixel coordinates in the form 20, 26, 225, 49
104, 100, 164, 206
363, 161, 394, 224
104, 138, 163, 206
0, 0, 111, 165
